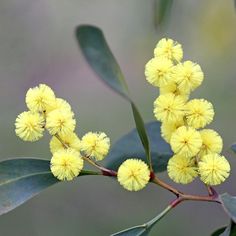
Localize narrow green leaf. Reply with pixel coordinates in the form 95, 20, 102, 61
220, 193, 236, 223
111, 204, 172, 236
111, 224, 149, 236
75, 25, 129, 99
154, 0, 173, 28
131, 103, 151, 169
212, 221, 236, 236
75, 25, 153, 169
0, 158, 98, 216
105, 121, 172, 173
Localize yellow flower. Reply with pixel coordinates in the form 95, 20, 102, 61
46, 109, 76, 136
50, 148, 84, 181
199, 129, 223, 158
161, 119, 184, 143
167, 155, 198, 184
170, 126, 202, 158
145, 57, 173, 87
15, 111, 44, 141
50, 132, 80, 154
117, 159, 150, 191
154, 38, 183, 62
153, 94, 186, 123
174, 61, 204, 92
185, 99, 214, 129
160, 81, 190, 101
25, 84, 56, 112
198, 154, 230, 185
46, 98, 72, 114
80, 132, 110, 161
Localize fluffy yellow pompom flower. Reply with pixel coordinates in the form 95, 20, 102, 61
50, 148, 84, 181
153, 94, 186, 123
50, 132, 80, 154
154, 38, 183, 62
174, 61, 204, 92
145, 57, 173, 87
117, 159, 150, 191
198, 154, 230, 185
161, 119, 184, 143
185, 99, 214, 129
167, 155, 198, 184
46, 109, 76, 136
80, 132, 110, 161
25, 84, 56, 112
46, 98, 72, 114
160, 81, 190, 101
170, 126, 202, 158
15, 111, 45, 141
199, 129, 223, 158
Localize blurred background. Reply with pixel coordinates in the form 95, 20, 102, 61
0, 0, 236, 235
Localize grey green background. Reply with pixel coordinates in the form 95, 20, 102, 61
0, 0, 236, 235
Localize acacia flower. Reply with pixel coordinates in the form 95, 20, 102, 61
46, 109, 76, 136
153, 93, 186, 123
25, 84, 56, 112
154, 38, 183, 62
170, 126, 202, 158
46, 98, 72, 114
15, 111, 44, 141
174, 61, 204, 92
117, 159, 150, 191
50, 148, 84, 181
198, 154, 230, 185
80, 132, 110, 161
167, 155, 198, 184
199, 129, 223, 158
185, 99, 214, 129
160, 81, 190, 101
161, 118, 184, 143
50, 132, 80, 154
145, 57, 173, 87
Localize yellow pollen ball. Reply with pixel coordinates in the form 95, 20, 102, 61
199, 129, 223, 158
25, 84, 56, 112
154, 38, 183, 62
117, 159, 150, 191
167, 155, 198, 184
161, 119, 184, 143
46, 109, 76, 136
46, 98, 72, 115
185, 99, 214, 129
80, 132, 110, 161
174, 61, 204, 92
170, 126, 202, 158
50, 148, 84, 181
153, 93, 186, 123
15, 111, 45, 142
50, 132, 80, 154
198, 154, 230, 185
145, 57, 173, 87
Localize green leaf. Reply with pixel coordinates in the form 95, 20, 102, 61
0, 158, 98, 216
220, 193, 236, 223
212, 227, 227, 236
106, 121, 172, 172
154, 0, 173, 28
76, 25, 153, 169
111, 224, 149, 236
212, 221, 236, 236
75, 25, 129, 100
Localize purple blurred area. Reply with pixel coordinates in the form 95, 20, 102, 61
0, 0, 236, 235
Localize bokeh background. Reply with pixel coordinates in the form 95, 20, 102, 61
0, 0, 236, 235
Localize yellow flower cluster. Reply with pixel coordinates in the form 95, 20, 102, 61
15, 84, 110, 181
145, 38, 230, 186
